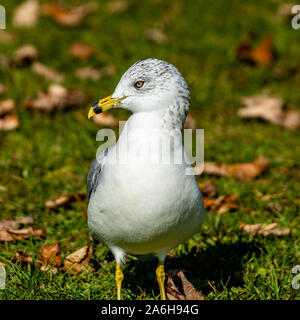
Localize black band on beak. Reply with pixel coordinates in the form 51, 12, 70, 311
92, 101, 103, 114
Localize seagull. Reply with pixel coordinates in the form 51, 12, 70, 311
87, 58, 204, 300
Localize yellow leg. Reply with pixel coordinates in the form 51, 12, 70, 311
115, 263, 124, 300
156, 261, 166, 300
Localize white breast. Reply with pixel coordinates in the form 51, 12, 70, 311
87, 113, 204, 256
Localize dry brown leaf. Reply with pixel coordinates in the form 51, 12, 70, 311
15, 251, 33, 264
13, 44, 39, 66
45, 192, 86, 209
0, 115, 19, 131
0, 230, 14, 241
24, 84, 84, 111
198, 181, 217, 198
250, 35, 274, 66
238, 94, 283, 125
40, 241, 62, 265
75, 67, 102, 81
107, 1, 128, 14
240, 223, 262, 235
0, 84, 5, 96
0, 100, 15, 116
0, 54, 11, 69
75, 65, 116, 81
236, 34, 274, 66
203, 162, 229, 177
70, 42, 95, 60
32, 62, 64, 82
92, 113, 118, 127
238, 94, 300, 130
42, 2, 98, 27
281, 110, 300, 130
178, 270, 204, 300
36, 241, 61, 273
240, 222, 290, 236
13, 0, 40, 28
227, 156, 270, 181
0, 31, 14, 43
62, 246, 93, 274
166, 275, 186, 300
202, 156, 269, 181
217, 194, 239, 214
0, 216, 34, 231
184, 112, 197, 131
101, 65, 117, 76
0, 216, 44, 241
145, 29, 167, 44
277, 3, 296, 18
203, 194, 238, 213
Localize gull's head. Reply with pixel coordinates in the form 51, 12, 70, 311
88, 58, 190, 118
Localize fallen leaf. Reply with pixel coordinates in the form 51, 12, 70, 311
15, 251, 33, 264
0, 31, 14, 43
198, 181, 217, 198
92, 113, 118, 127
0, 100, 15, 116
250, 35, 274, 66
42, 2, 98, 27
217, 194, 239, 214
13, 44, 39, 66
166, 275, 186, 300
0, 231, 14, 241
277, 3, 296, 18
184, 112, 197, 131
36, 241, 61, 273
236, 34, 274, 66
178, 270, 204, 300
201, 156, 270, 181
281, 110, 300, 130
240, 223, 262, 235
24, 84, 84, 111
203, 194, 238, 214
101, 65, 117, 76
238, 94, 300, 130
75, 65, 117, 81
0, 54, 11, 69
203, 162, 229, 177
145, 29, 167, 44
70, 42, 95, 60
0, 216, 34, 231
13, 0, 40, 28
107, 1, 128, 14
240, 222, 290, 236
75, 67, 102, 81
40, 241, 62, 265
62, 246, 93, 274
0, 84, 5, 96
32, 62, 64, 82
238, 94, 283, 125
0, 115, 19, 131
0, 216, 44, 241
45, 192, 86, 209
227, 156, 270, 182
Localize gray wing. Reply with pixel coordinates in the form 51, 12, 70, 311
86, 148, 109, 198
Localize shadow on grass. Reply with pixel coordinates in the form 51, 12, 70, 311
123, 239, 261, 297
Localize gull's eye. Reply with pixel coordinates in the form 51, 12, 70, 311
134, 80, 144, 89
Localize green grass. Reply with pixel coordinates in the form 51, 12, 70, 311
0, 0, 299, 300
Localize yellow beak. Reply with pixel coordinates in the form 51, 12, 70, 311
88, 95, 126, 119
